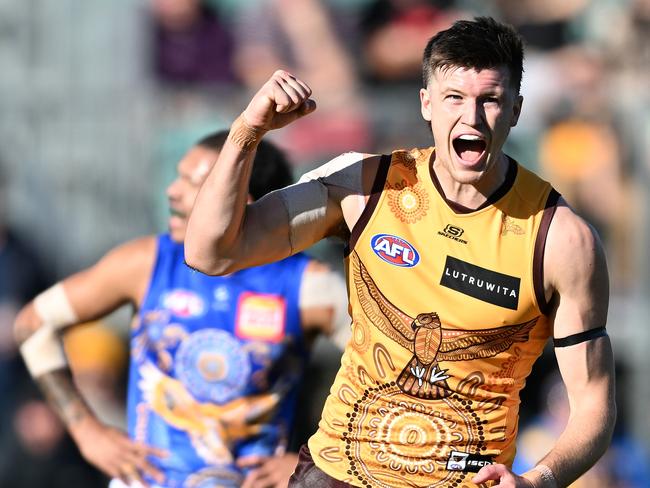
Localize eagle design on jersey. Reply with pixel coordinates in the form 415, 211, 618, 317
351, 252, 538, 399
139, 362, 282, 464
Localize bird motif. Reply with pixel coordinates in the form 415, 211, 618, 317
501, 213, 525, 236
139, 362, 282, 464
351, 252, 538, 400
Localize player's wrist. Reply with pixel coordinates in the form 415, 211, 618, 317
521, 464, 558, 488
228, 113, 268, 152
68, 410, 101, 444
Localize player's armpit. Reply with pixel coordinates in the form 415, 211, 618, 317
299, 260, 350, 349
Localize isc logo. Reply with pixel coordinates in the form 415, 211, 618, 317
371, 234, 420, 267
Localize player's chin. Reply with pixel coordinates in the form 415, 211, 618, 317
168, 221, 187, 243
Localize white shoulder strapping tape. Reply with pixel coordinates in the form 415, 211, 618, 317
277, 152, 364, 252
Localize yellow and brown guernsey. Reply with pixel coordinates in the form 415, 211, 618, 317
308, 147, 560, 488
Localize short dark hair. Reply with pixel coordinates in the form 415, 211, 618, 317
195, 131, 293, 201
422, 17, 524, 93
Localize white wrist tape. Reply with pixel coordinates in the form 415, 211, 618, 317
20, 325, 68, 377
299, 268, 350, 350
20, 283, 78, 377
532, 464, 558, 488
277, 152, 364, 252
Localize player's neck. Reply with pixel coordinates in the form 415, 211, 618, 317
432, 153, 510, 211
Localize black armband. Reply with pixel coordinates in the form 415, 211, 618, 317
553, 327, 608, 348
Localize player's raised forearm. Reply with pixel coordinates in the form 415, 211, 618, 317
185, 70, 316, 274
184, 135, 259, 275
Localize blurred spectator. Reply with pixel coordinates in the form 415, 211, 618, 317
359, 0, 464, 83
0, 162, 50, 445
534, 45, 640, 292
0, 381, 107, 488
233, 0, 372, 163
149, 0, 238, 85
493, 0, 588, 51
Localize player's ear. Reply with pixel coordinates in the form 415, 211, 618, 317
420, 88, 432, 122
510, 95, 523, 127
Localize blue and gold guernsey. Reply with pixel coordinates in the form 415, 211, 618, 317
127, 234, 310, 487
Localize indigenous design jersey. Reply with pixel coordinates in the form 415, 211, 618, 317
309, 148, 557, 487
128, 234, 310, 487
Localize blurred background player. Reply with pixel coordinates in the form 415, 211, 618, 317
14, 131, 349, 488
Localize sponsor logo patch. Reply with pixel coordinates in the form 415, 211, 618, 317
440, 256, 521, 310
446, 450, 495, 473
235, 292, 286, 343
438, 224, 468, 244
371, 233, 420, 267
161, 289, 206, 317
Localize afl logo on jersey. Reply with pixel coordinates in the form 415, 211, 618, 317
161, 289, 206, 318
371, 234, 420, 267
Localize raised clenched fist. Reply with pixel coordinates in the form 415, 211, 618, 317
242, 70, 317, 131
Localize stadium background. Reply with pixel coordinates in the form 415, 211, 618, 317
0, 0, 648, 486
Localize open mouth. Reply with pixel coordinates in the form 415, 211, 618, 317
452, 134, 487, 164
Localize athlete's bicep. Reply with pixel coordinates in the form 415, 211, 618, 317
545, 201, 609, 339
545, 202, 614, 408
235, 152, 372, 270
54, 236, 157, 323
242, 182, 340, 264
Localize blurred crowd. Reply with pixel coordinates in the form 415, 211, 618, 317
0, 0, 649, 486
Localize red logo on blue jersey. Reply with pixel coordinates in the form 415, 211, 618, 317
161, 289, 206, 317
371, 234, 420, 267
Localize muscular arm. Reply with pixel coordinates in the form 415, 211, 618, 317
185, 71, 357, 275
530, 201, 616, 486
474, 200, 616, 488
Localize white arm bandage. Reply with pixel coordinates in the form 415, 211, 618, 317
277, 152, 364, 252
299, 268, 351, 350
19, 283, 78, 377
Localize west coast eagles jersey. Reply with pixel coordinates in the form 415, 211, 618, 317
127, 234, 310, 487
308, 147, 559, 488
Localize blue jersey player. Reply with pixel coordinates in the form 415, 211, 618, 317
15, 132, 348, 487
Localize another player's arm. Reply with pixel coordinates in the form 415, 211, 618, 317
184, 70, 341, 275
14, 236, 166, 485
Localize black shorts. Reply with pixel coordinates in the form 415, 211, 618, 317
288, 445, 355, 487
